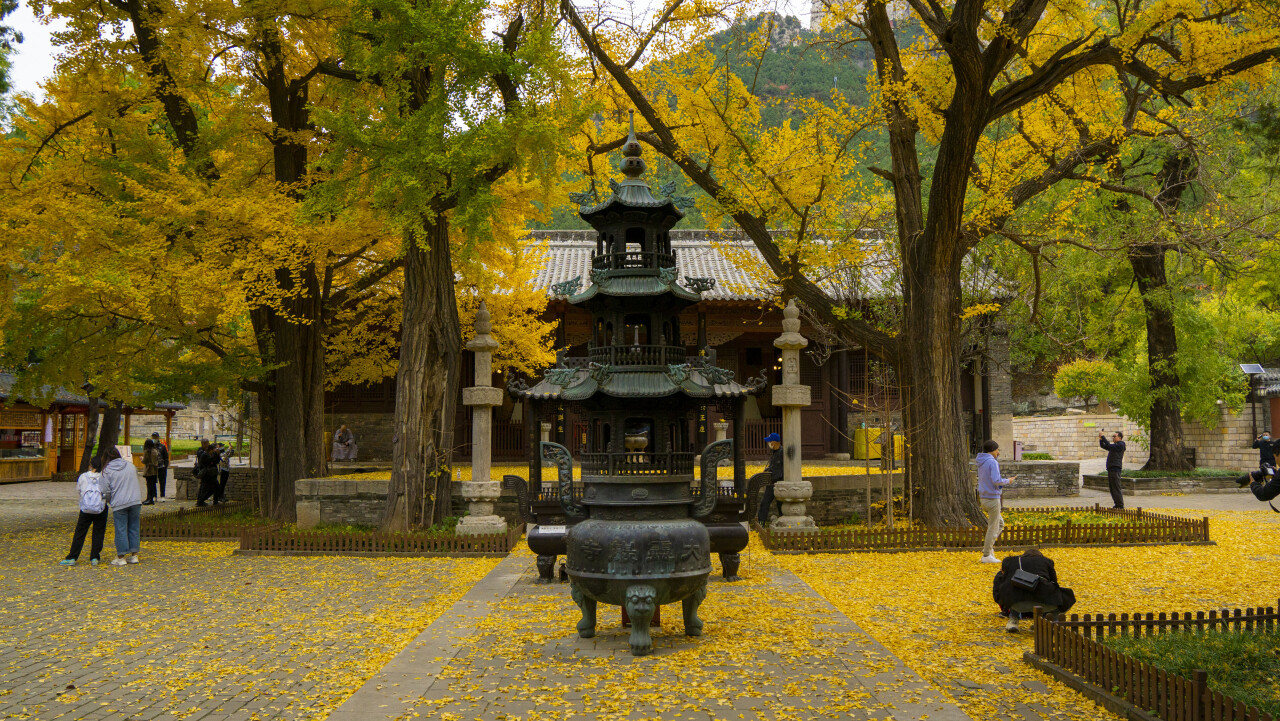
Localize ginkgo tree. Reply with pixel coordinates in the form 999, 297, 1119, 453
314, 0, 584, 528
1, 0, 405, 519
560, 0, 1280, 525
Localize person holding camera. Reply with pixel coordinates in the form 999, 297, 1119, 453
1099, 430, 1126, 509
977, 439, 1016, 564
993, 548, 1076, 632
1237, 432, 1280, 505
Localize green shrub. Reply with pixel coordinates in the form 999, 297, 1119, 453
1054, 359, 1117, 410
1021, 452, 1054, 460
1102, 629, 1280, 716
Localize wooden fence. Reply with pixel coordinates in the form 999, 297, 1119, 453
1031, 604, 1280, 721
237, 523, 524, 557
140, 502, 277, 540
756, 504, 1210, 552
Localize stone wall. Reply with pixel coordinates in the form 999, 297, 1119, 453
992, 460, 1080, 498
1082, 474, 1247, 496
1012, 404, 1268, 470
295, 478, 390, 528
177, 466, 262, 503
323, 413, 396, 462
808, 473, 904, 525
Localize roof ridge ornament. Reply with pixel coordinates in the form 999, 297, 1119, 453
621, 109, 646, 179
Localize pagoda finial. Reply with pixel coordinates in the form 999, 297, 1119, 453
621, 109, 647, 179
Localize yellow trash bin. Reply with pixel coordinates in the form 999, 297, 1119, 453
853, 428, 882, 460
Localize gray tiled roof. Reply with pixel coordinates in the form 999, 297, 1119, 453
1257, 369, 1280, 397
0, 372, 187, 410
528, 229, 888, 302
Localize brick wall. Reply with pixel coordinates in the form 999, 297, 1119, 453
323, 413, 396, 462
177, 466, 262, 503
1013, 404, 1267, 470
991, 460, 1079, 498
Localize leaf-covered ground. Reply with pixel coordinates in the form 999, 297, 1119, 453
0, 527, 498, 720
331, 463, 887, 481
781, 509, 1280, 720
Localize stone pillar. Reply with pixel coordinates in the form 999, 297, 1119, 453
457, 301, 507, 536
771, 300, 816, 530
713, 421, 729, 443
540, 422, 553, 443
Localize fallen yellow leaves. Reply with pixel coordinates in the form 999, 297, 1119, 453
0, 527, 499, 720
780, 508, 1280, 721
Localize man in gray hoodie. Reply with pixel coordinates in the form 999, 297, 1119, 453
97, 445, 143, 565
976, 440, 1016, 564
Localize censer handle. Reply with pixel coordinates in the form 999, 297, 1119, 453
693, 439, 733, 518
541, 441, 586, 519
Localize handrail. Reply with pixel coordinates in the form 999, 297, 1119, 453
587, 345, 688, 366
580, 451, 696, 476
591, 251, 677, 271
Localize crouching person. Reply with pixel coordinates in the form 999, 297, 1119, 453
993, 548, 1076, 633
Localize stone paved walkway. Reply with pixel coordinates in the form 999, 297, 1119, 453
333, 549, 972, 721
0, 521, 497, 720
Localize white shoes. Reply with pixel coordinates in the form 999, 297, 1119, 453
1006, 616, 1019, 632
110, 558, 128, 566
980, 554, 1000, 564
126, 555, 140, 564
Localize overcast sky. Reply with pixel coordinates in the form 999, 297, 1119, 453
5, 1, 819, 102
5, 5, 66, 101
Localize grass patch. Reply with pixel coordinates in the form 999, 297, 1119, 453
280, 516, 468, 535
1101, 629, 1280, 716
1021, 452, 1054, 460
184, 510, 277, 529
1119, 467, 1241, 478
1005, 509, 1136, 526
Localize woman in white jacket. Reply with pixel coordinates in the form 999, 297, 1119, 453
98, 446, 143, 565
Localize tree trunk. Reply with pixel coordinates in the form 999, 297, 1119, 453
900, 268, 987, 527
385, 214, 462, 530
79, 397, 101, 474
94, 402, 123, 466
1128, 243, 1191, 471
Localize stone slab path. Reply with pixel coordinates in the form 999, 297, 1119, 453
332, 549, 972, 721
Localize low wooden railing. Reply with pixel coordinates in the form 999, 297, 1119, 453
756, 504, 1210, 552
1032, 604, 1280, 721
238, 523, 523, 556
141, 502, 277, 540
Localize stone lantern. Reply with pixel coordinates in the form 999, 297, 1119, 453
457, 301, 507, 536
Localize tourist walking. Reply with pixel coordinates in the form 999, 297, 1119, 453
977, 439, 1015, 564
332, 425, 356, 461
141, 438, 159, 505
98, 446, 142, 565
756, 432, 783, 525
992, 548, 1076, 632
150, 432, 169, 501
216, 442, 233, 503
1098, 430, 1127, 509
61, 457, 108, 566
195, 439, 222, 507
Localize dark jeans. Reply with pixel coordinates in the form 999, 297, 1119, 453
1251, 475, 1280, 502
67, 509, 108, 561
757, 484, 777, 524
218, 470, 230, 502
1107, 467, 1124, 509
144, 475, 158, 502
157, 467, 168, 497
197, 470, 219, 505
